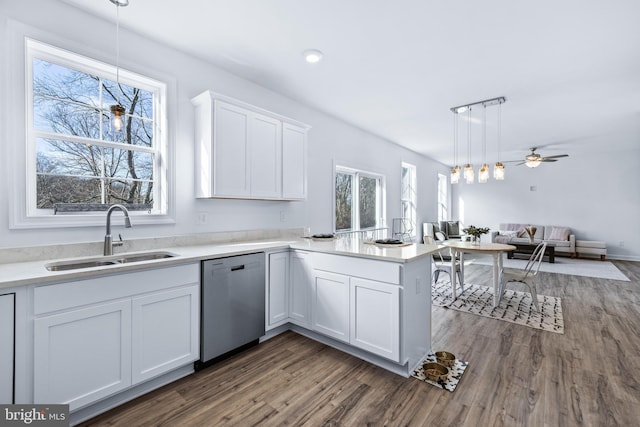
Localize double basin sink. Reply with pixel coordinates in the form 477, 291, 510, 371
45, 251, 177, 271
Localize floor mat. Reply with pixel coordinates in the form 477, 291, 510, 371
432, 280, 564, 334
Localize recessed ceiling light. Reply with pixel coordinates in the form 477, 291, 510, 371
303, 49, 323, 64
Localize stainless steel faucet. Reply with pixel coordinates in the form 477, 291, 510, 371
104, 204, 132, 256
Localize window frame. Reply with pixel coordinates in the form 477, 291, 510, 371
334, 165, 386, 233
11, 37, 174, 228
437, 172, 449, 222
401, 162, 417, 238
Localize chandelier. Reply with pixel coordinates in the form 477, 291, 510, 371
450, 96, 506, 184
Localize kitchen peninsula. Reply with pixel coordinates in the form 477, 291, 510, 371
0, 230, 438, 425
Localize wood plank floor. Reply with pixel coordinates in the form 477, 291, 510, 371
79, 259, 640, 426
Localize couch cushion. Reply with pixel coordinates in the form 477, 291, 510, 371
446, 221, 460, 236
546, 240, 570, 248
494, 235, 512, 244
547, 226, 570, 241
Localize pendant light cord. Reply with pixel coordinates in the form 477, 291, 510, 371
116, 4, 121, 105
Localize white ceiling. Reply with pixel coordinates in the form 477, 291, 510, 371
62, 0, 640, 165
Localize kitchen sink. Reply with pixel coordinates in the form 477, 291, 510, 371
114, 252, 176, 263
45, 251, 178, 271
46, 260, 119, 271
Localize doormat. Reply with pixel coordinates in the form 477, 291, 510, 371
432, 280, 564, 334
411, 353, 469, 392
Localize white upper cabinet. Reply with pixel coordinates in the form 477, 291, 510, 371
192, 91, 310, 200
282, 123, 307, 200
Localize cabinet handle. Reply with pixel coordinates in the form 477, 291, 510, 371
231, 265, 245, 271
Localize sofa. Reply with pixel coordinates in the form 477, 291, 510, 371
423, 221, 463, 242
491, 223, 576, 257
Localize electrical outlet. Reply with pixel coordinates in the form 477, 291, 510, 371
416, 277, 422, 294
197, 212, 208, 225
620, 241, 625, 247
280, 211, 286, 222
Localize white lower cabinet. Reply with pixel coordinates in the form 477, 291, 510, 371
33, 264, 199, 411
311, 270, 350, 343
131, 286, 199, 384
289, 251, 311, 327
267, 251, 289, 328
350, 278, 400, 362
34, 300, 132, 410
0, 293, 16, 403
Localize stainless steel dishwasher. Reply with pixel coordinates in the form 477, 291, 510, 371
196, 252, 265, 370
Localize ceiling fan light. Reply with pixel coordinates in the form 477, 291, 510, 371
478, 163, 489, 183
494, 162, 505, 180
451, 165, 460, 184
525, 159, 541, 168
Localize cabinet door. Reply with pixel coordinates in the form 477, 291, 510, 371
34, 300, 132, 411
131, 285, 199, 384
282, 123, 307, 200
250, 113, 282, 198
213, 101, 250, 197
267, 252, 289, 328
350, 278, 400, 362
0, 293, 14, 404
312, 270, 350, 343
290, 251, 312, 327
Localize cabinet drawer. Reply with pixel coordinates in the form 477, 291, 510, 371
34, 263, 199, 315
311, 252, 401, 285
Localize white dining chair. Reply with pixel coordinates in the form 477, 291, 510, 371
500, 242, 547, 311
431, 249, 463, 290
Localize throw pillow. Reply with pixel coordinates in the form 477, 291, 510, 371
548, 226, 570, 241
499, 230, 518, 238
447, 221, 459, 236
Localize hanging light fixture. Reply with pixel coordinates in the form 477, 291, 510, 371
109, 0, 129, 133
450, 111, 460, 184
478, 104, 489, 183
449, 96, 506, 184
463, 108, 474, 184
493, 100, 505, 180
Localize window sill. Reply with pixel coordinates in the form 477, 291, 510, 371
10, 213, 176, 229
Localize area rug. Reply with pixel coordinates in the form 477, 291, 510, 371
432, 280, 564, 334
468, 256, 629, 281
411, 353, 469, 392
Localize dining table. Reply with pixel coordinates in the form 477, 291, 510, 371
441, 240, 516, 307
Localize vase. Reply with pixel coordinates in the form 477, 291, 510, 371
471, 236, 480, 245
528, 235, 535, 244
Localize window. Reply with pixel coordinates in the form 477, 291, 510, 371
335, 166, 385, 232
438, 173, 448, 222
24, 39, 168, 223
401, 163, 417, 238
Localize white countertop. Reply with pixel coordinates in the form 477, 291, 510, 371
0, 236, 440, 290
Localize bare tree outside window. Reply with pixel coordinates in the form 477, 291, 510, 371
335, 172, 353, 230
335, 167, 383, 232
32, 57, 155, 210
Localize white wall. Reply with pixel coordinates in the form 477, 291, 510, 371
0, 0, 448, 249
451, 143, 640, 261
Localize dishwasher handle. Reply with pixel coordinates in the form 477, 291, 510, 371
230, 264, 245, 271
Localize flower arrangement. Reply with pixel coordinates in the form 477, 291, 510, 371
462, 225, 490, 239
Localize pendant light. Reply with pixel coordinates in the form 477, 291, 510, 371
463, 108, 474, 184
478, 104, 489, 183
450, 112, 460, 184
493, 100, 505, 180
109, 0, 129, 133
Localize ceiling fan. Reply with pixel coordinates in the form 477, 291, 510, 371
506, 147, 569, 168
